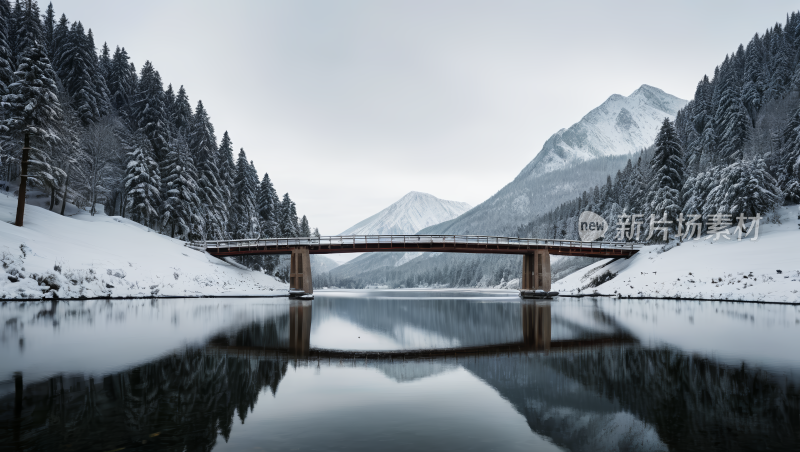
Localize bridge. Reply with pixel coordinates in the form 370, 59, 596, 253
190, 235, 641, 296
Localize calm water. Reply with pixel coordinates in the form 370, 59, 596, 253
1, 290, 799, 451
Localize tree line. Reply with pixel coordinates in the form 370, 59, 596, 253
0, 1, 314, 274
518, 13, 800, 242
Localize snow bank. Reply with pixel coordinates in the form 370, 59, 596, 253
554, 205, 800, 303
0, 184, 287, 299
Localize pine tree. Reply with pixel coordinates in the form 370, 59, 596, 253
42, 2, 53, 54
161, 135, 202, 238
171, 85, 192, 132
232, 148, 258, 239
50, 12, 66, 70
257, 172, 279, 237
767, 24, 794, 101
2, 38, 60, 138
777, 105, 800, 203
742, 34, 764, 126
99, 41, 111, 80
714, 58, 749, 161
278, 193, 298, 237
124, 144, 161, 227
299, 215, 310, 237
54, 22, 107, 124
647, 118, 684, 239
217, 130, 236, 232
13, 0, 40, 60
163, 83, 175, 134
0, 0, 14, 96
131, 61, 169, 161
107, 46, 134, 114
188, 100, 226, 239
706, 158, 782, 219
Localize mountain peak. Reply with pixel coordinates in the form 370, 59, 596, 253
525, 84, 686, 174
339, 192, 472, 236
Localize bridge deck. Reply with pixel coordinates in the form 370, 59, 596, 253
193, 235, 641, 258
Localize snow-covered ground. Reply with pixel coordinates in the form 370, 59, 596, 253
0, 184, 287, 299
554, 205, 800, 303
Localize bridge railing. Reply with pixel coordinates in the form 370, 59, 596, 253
191, 235, 643, 252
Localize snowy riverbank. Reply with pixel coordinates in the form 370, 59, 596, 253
553, 205, 800, 303
0, 186, 288, 300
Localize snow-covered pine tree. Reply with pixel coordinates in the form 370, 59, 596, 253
278, 193, 298, 237
257, 172, 279, 238
2, 38, 60, 138
6, 0, 19, 59
231, 148, 258, 239
776, 105, 800, 203
714, 57, 750, 162
171, 85, 192, 132
647, 118, 684, 239
217, 131, 237, 233
299, 215, 310, 237
766, 24, 794, 101
107, 46, 134, 115
163, 83, 175, 130
742, 33, 765, 126
123, 144, 161, 228
131, 61, 169, 162
0, 0, 14, 96
42, 1, 53, 54
54, 22, 106, 125
188, 100, 226, 239
50, 12, 66, 70
99, 41, 111, 81
161, 135, 202, 238
706, 158, 782, 219
12, 0, 40, 60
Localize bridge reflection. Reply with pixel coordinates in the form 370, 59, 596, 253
208, 300, 634, 359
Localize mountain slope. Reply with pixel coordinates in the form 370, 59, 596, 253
422, 85, 685, 236
528, 84, 687, 174
339, 191, 471, 236
323, 85, 684, 288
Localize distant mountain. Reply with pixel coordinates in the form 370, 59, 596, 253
322, 85, 685, 289
422, 85, 686, 236
528, 84, 687, 174
339, 191, 471, 236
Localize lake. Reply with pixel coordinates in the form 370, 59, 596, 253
1, 290, 799, 451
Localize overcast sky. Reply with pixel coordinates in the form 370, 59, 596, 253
58, 0, 799, 234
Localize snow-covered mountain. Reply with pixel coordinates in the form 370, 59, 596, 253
339, 192, 472, 236
527, 84, 687, 174
421, 84, 686, 236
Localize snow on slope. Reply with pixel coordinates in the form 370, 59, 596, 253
339, 191, 471, 236
0, 186, 287, 299
553, 205, 800, 303
525, 84, 687, 174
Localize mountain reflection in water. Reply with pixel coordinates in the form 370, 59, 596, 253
1, 292, 799, 451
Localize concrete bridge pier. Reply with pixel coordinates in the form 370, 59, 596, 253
289, 247, 313, 297
520, 250, 551, 297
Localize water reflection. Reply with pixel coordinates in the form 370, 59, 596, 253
1, 293, 799, 451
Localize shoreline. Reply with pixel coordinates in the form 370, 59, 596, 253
2, 289, 798, 305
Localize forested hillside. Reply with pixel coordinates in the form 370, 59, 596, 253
321, 12, 800, 289
0, 1, 313, 277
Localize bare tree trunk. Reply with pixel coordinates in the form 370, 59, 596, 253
49, 188, 55, 211
60, 172, 70, 216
